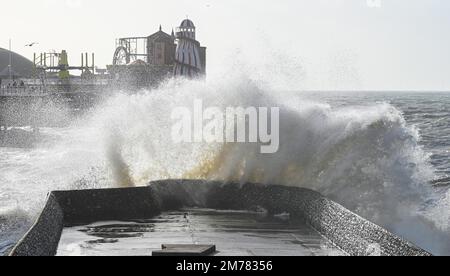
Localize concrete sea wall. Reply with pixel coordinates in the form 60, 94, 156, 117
10, 180, 431, 256
10, 193, 64, 256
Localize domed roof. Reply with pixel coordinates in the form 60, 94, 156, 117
129, 59, 148, 66
180, 19, 195, 28
0, 48, 34, 78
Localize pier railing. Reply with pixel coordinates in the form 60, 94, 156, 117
0, 85, 48, 97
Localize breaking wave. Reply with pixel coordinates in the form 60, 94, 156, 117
1, 73, 450, 255
0, 207, 33, 255
90, 75, 450, 254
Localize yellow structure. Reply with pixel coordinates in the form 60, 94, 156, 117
58, 50, 70, 80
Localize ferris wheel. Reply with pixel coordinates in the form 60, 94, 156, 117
112, 46, 130, 66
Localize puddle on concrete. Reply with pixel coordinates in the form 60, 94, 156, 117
57, 209, 344, 256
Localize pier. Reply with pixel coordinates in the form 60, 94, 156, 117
0, 85, 49, 98
0, 82, 107, 132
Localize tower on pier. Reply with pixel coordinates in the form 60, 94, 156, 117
173, 19, 206, 78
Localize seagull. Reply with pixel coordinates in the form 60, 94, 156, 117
25, 42, 39, 47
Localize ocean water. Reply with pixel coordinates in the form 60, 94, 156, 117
1, 78, 450, 255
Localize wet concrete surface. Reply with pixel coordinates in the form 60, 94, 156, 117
57, 208, 344, 256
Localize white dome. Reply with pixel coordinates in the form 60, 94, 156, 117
180, 19, 195, 28
0, 48, 34, 78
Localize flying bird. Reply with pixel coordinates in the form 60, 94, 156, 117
25, 42, 39, 47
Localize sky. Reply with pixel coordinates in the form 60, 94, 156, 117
1, 0, 450, 91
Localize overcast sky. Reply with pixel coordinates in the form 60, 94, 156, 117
1, 0, 450, 90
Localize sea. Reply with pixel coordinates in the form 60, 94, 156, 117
1, 77, 450, 255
